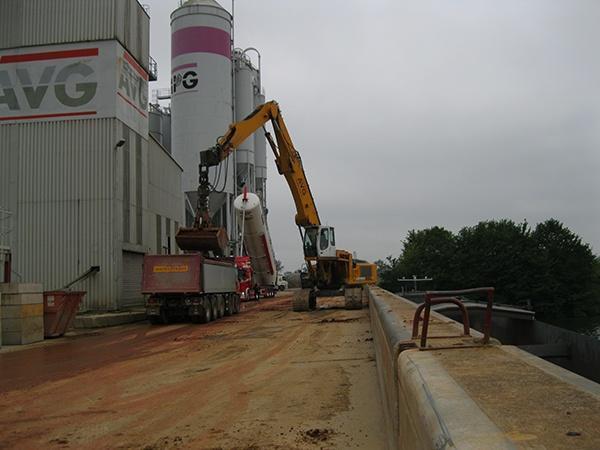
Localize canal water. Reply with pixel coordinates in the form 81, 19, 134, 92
546, 316, 600, 340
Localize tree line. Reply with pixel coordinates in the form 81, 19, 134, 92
375, 219, 600, 318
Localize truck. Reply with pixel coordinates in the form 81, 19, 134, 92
234, 189, 279, 301
235, 255, 277, 301
142, 254, 241, 324
276, 274, 288, 291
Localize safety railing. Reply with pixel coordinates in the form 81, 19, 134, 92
412, 287, 495, 348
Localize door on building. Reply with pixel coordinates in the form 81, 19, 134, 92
120, 251, 144, 309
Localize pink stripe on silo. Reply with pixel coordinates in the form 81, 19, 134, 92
172, 26, 231, 59
172, 62, 197, 73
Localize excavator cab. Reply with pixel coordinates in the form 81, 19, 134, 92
303, 226, 336, 259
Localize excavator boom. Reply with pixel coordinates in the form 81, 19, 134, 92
201, 101, 320, 228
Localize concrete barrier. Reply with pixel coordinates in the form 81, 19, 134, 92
367, 286, 514, 449
368, 285, 414, 449
0, 283, 44, 345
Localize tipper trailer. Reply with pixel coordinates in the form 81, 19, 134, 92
142, 254, 241, 324
234, 190, 279, 302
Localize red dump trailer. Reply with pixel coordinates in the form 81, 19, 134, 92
142, 254, 241, 325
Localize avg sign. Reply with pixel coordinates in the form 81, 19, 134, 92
0, 47, 103, 121
0, 42, 149, 136
0, 60, 98, 110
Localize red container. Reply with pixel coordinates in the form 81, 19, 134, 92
43, 291, 86, 338
142, 254, 203, 294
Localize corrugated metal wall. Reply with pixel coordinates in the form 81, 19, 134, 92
147, 137, 184, 255
0, 122, 183, 310
0, 119, 118, 310
120, 250, 144, 308
0, 126, 18, 248
148, 138, 183, 224
0, 0, 184, 311
0, 0, 149, 71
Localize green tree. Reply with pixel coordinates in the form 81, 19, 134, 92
530, 219, 598, 316
375, 255, 404, 292
275, 259, 284, 272
453, 220, 533, 305
376, 218, 599, 319
400, 227, 457, 290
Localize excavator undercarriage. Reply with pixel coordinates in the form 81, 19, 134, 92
292, 287, 364, 312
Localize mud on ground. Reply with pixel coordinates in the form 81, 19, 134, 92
0, 292, 385, 449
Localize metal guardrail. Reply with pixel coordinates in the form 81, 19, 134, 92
414, 287, 495, 348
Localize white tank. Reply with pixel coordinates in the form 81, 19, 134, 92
253, 91, 267, 208
171, 0, 234, 195
234, 51, 256, 192
234, 192, 276, 286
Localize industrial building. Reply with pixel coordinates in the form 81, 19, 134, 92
0, 0, 183, 310
0, 0, 269, 311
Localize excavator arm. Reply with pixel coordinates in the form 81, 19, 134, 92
202, 101, 320, 228
177, 100, 377, 301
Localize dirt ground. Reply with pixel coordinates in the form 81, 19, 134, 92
0, 292, 386, 449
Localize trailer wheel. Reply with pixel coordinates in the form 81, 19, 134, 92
233, 295, 240, 314
201, 299, 212, 323
224, 295, 233, 316
309, 290, 317, 310
148, 315, 163, 325
203, 304, 212, 323
162, 308, 171, 324
190, 314, 202, 324
211, 297, 219, 321
217, 297, 225, 318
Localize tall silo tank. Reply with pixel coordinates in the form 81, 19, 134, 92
253, 92, 267, 180
253, 92, 267, 206
149, 109, 163, 144
170, 0, 233, 194
234, 52, 256, 191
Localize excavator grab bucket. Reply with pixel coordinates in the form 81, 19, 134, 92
175, 227, 229, 255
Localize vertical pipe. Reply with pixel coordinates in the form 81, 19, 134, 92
420, 294, 432, 348
483, 289, 494, 344
231, 2, 237, 242
3, 251, 11, 283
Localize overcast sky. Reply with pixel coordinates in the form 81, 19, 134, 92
146, 0, 600, 272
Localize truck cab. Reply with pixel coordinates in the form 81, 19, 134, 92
276, 273, 288, 291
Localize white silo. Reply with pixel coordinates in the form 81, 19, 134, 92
233, 49, 257, 193
171, 0, 234, 230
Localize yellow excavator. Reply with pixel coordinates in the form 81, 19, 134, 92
176, 100, 377, 310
